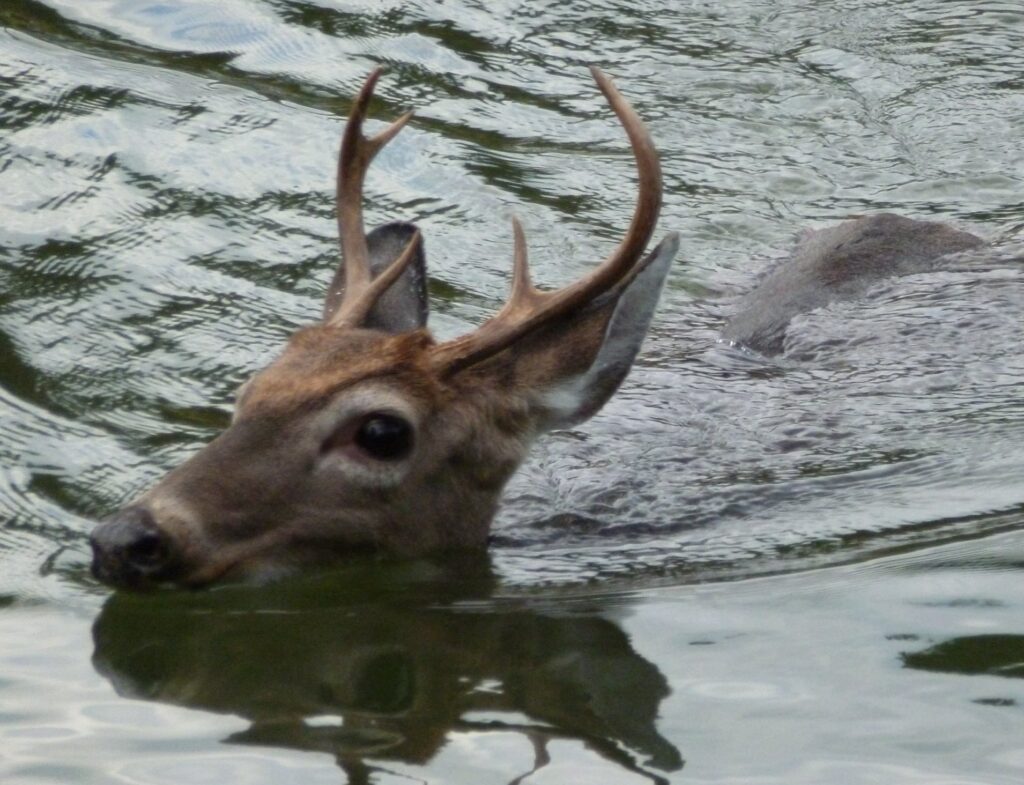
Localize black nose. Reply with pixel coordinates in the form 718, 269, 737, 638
90, 506, 176, 589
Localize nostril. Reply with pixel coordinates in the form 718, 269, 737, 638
126, 530, 168, 568
91, 505, 176, 585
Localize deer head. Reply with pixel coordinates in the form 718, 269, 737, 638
89, 68, 679, 589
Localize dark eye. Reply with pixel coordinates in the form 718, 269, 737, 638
354, 414, 414, 461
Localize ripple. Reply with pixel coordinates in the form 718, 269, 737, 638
2, 0, 1024, 592
3, 5, 1024, 784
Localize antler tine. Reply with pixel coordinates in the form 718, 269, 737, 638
498, 215, 545, 319
585, 65, 662, 292
432, 67, 662, 375
329, 68, 418, 327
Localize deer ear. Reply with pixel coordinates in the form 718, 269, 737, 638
499, 232, 679, 431
323, 221, 429, 332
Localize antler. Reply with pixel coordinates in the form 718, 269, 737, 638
431, 66, 663, 376
328, 69, 422, 328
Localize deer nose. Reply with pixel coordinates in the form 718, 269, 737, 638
90, 506, 176, 589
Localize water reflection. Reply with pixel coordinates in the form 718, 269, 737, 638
902, 634, 1024, 680
91, 561, 682, 783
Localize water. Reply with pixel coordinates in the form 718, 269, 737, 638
1, 0, 1023, 782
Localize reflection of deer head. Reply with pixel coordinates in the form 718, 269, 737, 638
91, 567, 683, 783
89, 67, 679, 589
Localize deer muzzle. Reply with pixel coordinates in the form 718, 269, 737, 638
90, 506, 183, 589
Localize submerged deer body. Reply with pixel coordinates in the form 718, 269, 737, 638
90, 68, 680, 589
724, 213, 984, 354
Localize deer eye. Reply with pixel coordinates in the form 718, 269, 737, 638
354, 414, 414, 461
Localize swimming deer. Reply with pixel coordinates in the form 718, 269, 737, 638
90, 68, 681, 589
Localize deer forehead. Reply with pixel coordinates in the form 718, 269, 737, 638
238, 325, 443, 418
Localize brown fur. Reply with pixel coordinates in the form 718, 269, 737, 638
239, 328, 442, 418
115, 321, 559, 585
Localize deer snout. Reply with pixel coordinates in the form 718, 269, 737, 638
90, 506, 180, 589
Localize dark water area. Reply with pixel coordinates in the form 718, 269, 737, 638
1, 1, 1023, 782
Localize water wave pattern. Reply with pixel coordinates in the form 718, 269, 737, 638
1, 0, 1023, 596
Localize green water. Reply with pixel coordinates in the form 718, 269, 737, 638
1, 1, 1023, 782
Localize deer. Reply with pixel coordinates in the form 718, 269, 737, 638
89, 68, 993, 590
89, 67, 681, 589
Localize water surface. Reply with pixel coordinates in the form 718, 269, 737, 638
1, 0, 1023, 782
